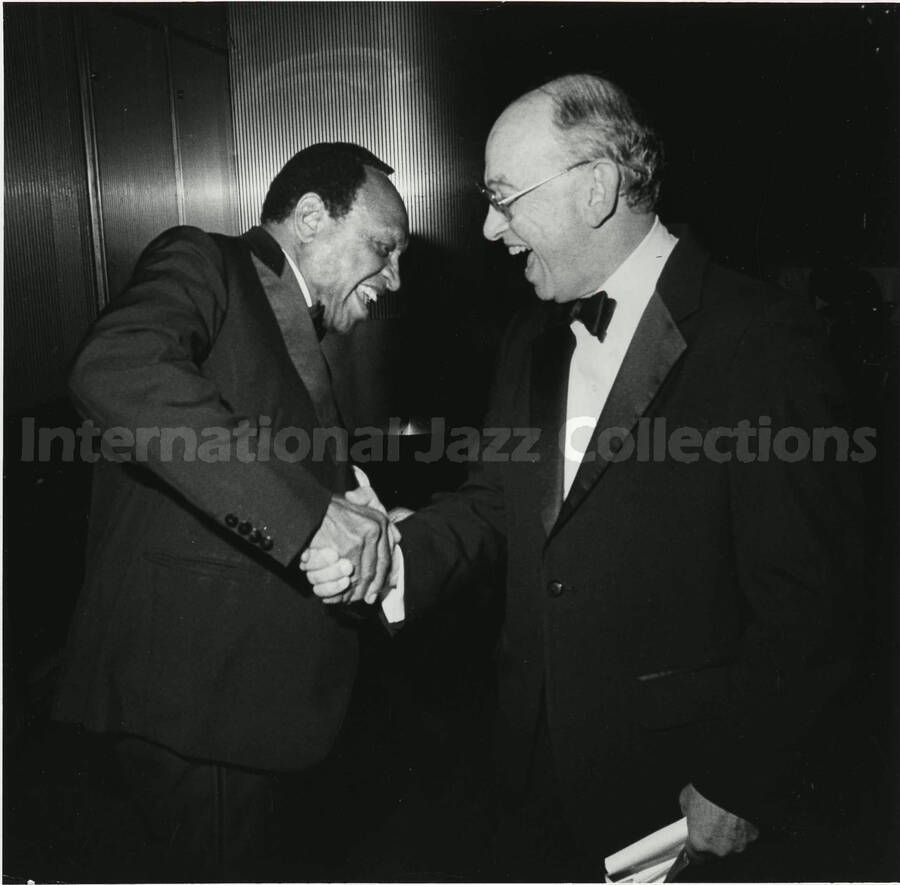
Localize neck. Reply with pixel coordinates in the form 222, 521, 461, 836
263, 221, 302, 268
262, 221, 319, 308
592, 210, 655, 286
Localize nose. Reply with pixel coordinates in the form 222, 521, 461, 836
381, 252, 401, 292
482, 205, 508, 241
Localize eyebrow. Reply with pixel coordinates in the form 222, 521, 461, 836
392, 226, 410, 250
373, 232, 408, 253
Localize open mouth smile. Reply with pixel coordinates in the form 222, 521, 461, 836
356, 284, 381, 305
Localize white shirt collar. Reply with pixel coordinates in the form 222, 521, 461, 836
563, 218, 678, 496
280, 249, 313, 308
573, 217, 678, 345
601, 216, 676, 304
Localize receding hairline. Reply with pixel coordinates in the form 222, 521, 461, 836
488, 89, 577, 158
350, 166, 409, 242
492, 73, 663, 212
487, 91, 568, 158
498, 73, 632, 135
360, 165, 405, 208
492, 89, 554, 131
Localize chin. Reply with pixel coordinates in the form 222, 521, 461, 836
532, 284, 559, 303
540, 282, 580, 303
531, 275, 559, 303
339, 314, 366, 335
529, 278, 549, 300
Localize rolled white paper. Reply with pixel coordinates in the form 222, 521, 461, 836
605, 817, 688, 882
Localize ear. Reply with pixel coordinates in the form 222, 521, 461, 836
290, 192, 328, 243
585, 160, 621, 228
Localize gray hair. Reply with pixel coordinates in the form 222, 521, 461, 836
538, 73, 663, 212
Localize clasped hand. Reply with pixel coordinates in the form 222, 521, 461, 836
299, 487, 408, 605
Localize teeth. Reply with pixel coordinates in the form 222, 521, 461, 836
508, 245, 530, 256
358, 286, 379, 303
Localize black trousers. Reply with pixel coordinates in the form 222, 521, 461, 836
114, 735, 276, 881
491, 707, 597, 882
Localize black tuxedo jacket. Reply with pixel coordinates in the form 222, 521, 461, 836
53, 226, 358, 772
399, 235, 863, 860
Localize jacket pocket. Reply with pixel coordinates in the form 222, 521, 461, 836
141, 548, 270, 582
630, 663, 731, 730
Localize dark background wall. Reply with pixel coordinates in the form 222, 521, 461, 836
228, 3, 478, 429
3, 3, 236, 415
3, 3, 898, 880
4, 0, 237, 746
5, 3, 898, 423
4, 6, 98, 414
82, 5, 236, 299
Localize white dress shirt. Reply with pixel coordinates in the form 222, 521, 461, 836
281, 249, 314, 307
563, 218, 678, 495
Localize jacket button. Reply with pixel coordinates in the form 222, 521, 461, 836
547, 580, 564, 598
237, 521, 252, 535
248, 529, 261, 544
260, 536, 274, 551
225, 513, 238, 528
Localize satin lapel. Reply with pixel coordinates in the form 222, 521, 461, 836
552, 292, 686, 536
251, 255, 342, 434
530, 321, 577, 537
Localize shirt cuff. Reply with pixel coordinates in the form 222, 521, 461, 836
380, 544, 406, 623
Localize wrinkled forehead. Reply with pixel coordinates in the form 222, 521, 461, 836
484, 94, 567, 186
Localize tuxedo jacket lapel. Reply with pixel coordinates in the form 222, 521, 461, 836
544, 234, 709, 537
242, 227, 343, 436
552, 292, 686, 537
530, 320, 576, 537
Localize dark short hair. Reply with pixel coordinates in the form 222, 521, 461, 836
260, 142, 394, 224
539, 73, 663, 212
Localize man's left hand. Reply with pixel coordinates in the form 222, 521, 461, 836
679, 783, 759, 859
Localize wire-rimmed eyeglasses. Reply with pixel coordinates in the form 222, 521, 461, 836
477, 159, 593, 220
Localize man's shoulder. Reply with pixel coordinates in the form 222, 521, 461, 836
705, 258, 817, 334
692, 255, 831, 382
661, 237, 825, 366
145, 225, 243, 256
135, 227, 255, 288
669, 237, 812, 337
703, 261, 779, 322
706, 257, 779, 302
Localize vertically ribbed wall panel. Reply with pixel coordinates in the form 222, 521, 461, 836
228, 3, 470, 250
3, 6, 98, 413
227, 3, 480, 429
85, 11, 180, 299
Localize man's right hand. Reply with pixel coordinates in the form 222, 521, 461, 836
300, 494, 392, 605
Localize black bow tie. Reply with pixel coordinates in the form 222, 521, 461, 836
567, 290, 617, 341
309, 303, 326, 341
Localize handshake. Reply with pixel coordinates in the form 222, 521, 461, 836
299, 484, 412, 606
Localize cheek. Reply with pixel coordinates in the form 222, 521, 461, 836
343, 251, 382, 288
513, 213, 562, 254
